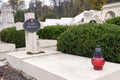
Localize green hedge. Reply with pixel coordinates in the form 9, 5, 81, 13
0, 25, 68, 48
0, 27, 25, 48
105, 17, 120, 26
57, 23, 120, 63
37, 25, 69, 40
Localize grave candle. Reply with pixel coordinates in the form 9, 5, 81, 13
91, 45, 105, 70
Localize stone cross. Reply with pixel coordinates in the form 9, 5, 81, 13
16, 13, 38, 53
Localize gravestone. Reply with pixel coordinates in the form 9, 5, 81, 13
17, 13, 42, 54
24, 13, 37, 53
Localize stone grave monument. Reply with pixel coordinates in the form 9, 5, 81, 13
17, 13, 44, 54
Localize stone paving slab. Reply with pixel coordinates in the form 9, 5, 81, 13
22, 53, 120, 80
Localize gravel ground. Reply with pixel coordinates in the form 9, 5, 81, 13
0, 65, 33, 80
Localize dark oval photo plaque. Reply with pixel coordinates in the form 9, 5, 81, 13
23, 19, 40, 33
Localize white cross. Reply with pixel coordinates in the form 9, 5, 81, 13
16, 13, 38, 53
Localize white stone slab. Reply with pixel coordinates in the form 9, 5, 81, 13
45, 19, 61, 26
0, 43, 15, 53
16, 22, 23, 30
0, 42, 15, 60
60, 17, 73, 25
22, 61, 65, 80
37, 39, 57, 47
0, 53, 6, 60
0, 61, 6, 66
22, 54, 120, 80
6, 50, 60, 70
95, 70, 120, 80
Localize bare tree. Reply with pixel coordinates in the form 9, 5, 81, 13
8, 0, 25, 12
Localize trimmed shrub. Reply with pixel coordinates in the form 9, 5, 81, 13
57, 23, 120, 63
0, 27, 25, 48
105, 17, 120, 26
0, 25, 68, 48
37, 25, 69, 40
41, 13, 57, 21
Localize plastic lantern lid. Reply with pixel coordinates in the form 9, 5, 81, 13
94, 45, 103, 56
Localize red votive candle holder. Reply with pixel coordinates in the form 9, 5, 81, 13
91, 45, 105, 70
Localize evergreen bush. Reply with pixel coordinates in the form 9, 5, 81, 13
57, 23, 120, 63
37, 25, 69, 40
0, 25, 68, 48
0, 27, 25, 48
41, 13, 57, 21
105, 17, 120, 26
14, 10, 25, 23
